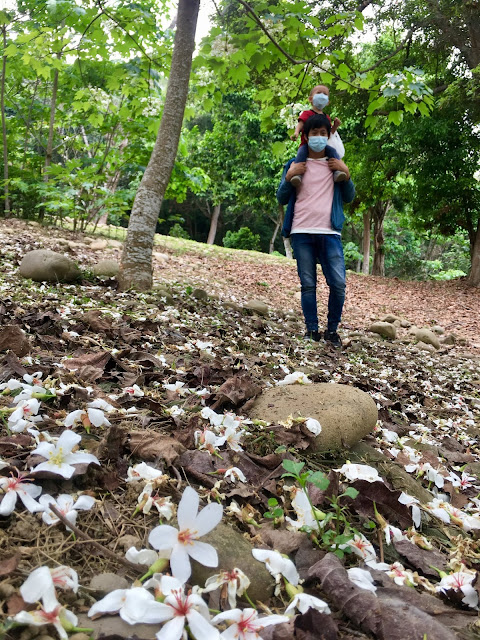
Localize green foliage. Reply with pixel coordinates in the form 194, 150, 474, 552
169, 223, 190, 239
222, 226, 261, 251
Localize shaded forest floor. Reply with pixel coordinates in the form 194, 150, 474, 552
0, 218, 480, 640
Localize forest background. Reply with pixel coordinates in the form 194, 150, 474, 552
1, 0, 480, 285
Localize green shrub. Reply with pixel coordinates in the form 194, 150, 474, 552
223, 227, 261, 251
169, 223, 190, 239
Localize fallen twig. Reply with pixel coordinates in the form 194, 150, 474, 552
49, 504, 141, 574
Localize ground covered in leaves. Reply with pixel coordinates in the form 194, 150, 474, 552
0, 219, 480, 640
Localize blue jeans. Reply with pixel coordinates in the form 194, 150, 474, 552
290, 234, 346, 333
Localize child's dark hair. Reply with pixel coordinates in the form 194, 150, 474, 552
304, 113, 331, 138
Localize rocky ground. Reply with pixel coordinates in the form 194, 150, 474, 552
0, 219, 480, 640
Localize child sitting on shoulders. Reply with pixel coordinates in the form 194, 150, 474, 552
290, 84, 347, 187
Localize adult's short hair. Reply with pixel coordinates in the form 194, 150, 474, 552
304, 113, 331, 138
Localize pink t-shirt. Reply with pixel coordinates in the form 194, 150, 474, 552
290, 158, 338, 235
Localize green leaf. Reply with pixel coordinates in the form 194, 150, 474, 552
271, 141, 286, 158
307, 471, 330, 491
342, 487, 359, 499
388, 110, 404, 126
282, 459, 305, 476
268, 497, 279, 507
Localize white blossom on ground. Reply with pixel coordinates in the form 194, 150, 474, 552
212, 608, 289, 639
339, 533, 377, 564
223, 467, 247, 484
334, 463, 383, 483
223, 426, 245, 452
449, 471, 477, 491
436, 570, 479, 609
31, 430, 100, 478
125, 547, 165, 566
39, 493, 95, 529
200, 568, 251, 608
150, 576, 219, 640
276, 371, 312, 386
163, 381, 189, 396
126, 461, 164, 483
88, 586, 168, 625
64, 407, 111, 430
136, 485, 174, 518
195, 428, 226, 454
285, 487, 319, 531
251, 549, 299, 586
123, 384, 144, 397
383, 524, 406, 545
50, 566, 79, 593
347, 568, 377, 593
0, 473, 43, 516
398, 492, 421, 528
387, 562, 418, 587
304, 418, 322, 435
165, 405, 185, 417
424, 498, 451, 524
88, 398, 115, 412
285, 593, 331, 615
8, 398, 42, 429
148, 486, 223, 583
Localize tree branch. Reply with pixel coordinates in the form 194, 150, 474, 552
360, 30, 412, 73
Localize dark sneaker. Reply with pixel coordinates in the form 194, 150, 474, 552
290, 175, 302, 188
324, 330, 342, 347
304, 330, 322, 342
333, 170, 348, 183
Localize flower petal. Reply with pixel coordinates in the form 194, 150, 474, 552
177, 486, 199, 530
149, 524, 178, 551
193, 502, 223, 537
20, 567, 55, 606
17, 489, 43, 513
0, 490, 17, 516
57, 429, 82, 453
188, 541, 218, 568
211, 609, 243, 625
169, 544, 192, 583
187, 609, 219, 640
88, 589, 127, 617
156, 615, 185, 640
73, 495, 96, 511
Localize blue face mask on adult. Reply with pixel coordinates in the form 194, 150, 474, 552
308, 135, 328, 152
312, 92, 329, 109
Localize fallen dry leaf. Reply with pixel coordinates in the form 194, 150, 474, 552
128, 431, 185, 465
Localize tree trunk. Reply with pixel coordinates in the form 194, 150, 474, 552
283, 236, 293, 259
372, 202, 389, 276
38, 66, 59, 222
467, 221, 480, 287
1, 26, 10, 217
362, 210, 370, 274
207, 202, 221, 244
118, 0, 200, 291
269, 203, 283, 253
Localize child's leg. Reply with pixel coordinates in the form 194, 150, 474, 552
291, 144, 308, 187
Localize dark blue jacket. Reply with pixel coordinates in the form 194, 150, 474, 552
277, 147, 356, 238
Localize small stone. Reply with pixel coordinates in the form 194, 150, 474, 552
192, 288, 208, 300
107, 239, 123, 248
249, 383, 378, 451
223, 301, 242, 312
400, 319, 411, 328
368, 321, 397, 340
153, 251, 170, 262
0, 582, 15, 598
190, 523, 275, 602
414, 328, 440, 349
89, 572, 129, 596
90, 239, 108, 250
243, 299, 269, 316
0, 325, 30, 357
416, 341, 437, 353
432, 325, 445, 335
381, 314, 401, 324
91, 259, 119, 277
19, 249, 80, 283
117, 534, 142, 551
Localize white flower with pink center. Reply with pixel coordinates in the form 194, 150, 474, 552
123, 384, 144, 397
212, 608, 288, 640
0, 473, 43, 516
148, 486, 223, 583
39, 493, 95, 529
31, 430, 100, 479
436, 570, 478, 608
201, 568, 251, 608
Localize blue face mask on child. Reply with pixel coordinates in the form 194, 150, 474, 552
308, 135, 328, 152
312, 93, 329, 109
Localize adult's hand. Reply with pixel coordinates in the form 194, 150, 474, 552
327, 158, 350, 179
286, 162, 306, 182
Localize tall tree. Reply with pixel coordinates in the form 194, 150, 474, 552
118, 0, 200, 291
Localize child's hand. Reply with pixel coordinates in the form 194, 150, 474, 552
290, 133, 298, 141
328, 158, 349, 178
333, 117, 341, 128
286, 162, 306, 181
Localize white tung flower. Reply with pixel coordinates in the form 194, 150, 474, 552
31, 430, 100, 479
334, 463, 383, 483
39, 493, 95, 529
148, 486, 223, 583
251, 549, 299, 586
212, 608, 288, 640
436, 570, 479, 609
200, 568, 250, 608
285, 592, 331, 615
64, 407, 111, 430
347, 568, 377, 593
126, 461, 164, 483
0, 473, 43, 516
276, 371, 312, 386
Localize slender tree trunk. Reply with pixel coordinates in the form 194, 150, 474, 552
207, 202, 221, 244
39, 66, 59, 222
283, 236, 293, 259
118, 0, 200, 291
269, 203, 283, 253
372, 202, 388, 276
467, 221, 480, 287
362, 210, 370, 274
1, 26, 10, 217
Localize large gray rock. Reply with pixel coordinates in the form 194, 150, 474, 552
19, 250, 80, 283
248, 383, 378, 451
91, 259, 119, 277
90, 239, 108, 250
415, 328, 441, 350
190, 523, 275, 603
368, 321, 397, 340
243, 299, 269, 316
